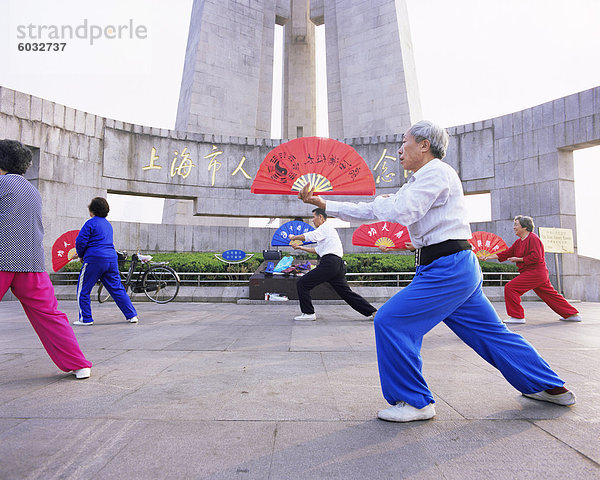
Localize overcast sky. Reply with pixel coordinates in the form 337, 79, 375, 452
1, 0, 598, 257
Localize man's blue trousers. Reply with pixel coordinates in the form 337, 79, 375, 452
374, 249, 564, 408
76, 261, 137, 323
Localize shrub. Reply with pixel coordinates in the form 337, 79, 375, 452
60, 251, 517, 274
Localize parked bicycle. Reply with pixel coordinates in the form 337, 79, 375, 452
97, 251, 180, 304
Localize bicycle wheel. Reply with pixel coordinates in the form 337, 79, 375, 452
97, 281, 132, 303
142, 265, 180, 303
97, 282, 112, 303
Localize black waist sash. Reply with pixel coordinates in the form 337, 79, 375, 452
415, 239, 472, 266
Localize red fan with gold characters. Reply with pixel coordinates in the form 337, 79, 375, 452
352, 222, 412, 250
51, 230, 80, 272
469, 231, 508, 259
251, 137, 376, 196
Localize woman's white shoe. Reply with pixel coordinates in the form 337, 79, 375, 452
72, 368, 91, 379
377, 401, 436, 422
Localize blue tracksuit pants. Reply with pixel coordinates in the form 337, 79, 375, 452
76, 261, 137, 323
374, 249, 564, 409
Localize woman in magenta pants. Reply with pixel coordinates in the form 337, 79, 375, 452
0, 140, 92, 379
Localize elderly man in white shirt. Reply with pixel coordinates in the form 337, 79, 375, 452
289, 208, 377, 321
298, 120, 576, 423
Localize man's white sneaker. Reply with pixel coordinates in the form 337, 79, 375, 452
503, 317, 526, 324
559, 314, 582, 322
73, 320, 94, 326
294, 313, 316, 321
377, 401, 436, 422
523, 390, 576, 406
127, 316, 139, 323
366, 312, 377, 320
72, 368, 91, 379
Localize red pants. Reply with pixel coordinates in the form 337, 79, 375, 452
504, 269, 579, 319
0, 271, 92, 372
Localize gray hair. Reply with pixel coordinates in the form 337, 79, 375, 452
514, 215, 534, 232
408, 120, 449, 159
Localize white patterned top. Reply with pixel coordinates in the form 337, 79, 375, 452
326, 159, 472, 249
0, 174, 45, 272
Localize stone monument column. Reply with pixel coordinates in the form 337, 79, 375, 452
282, 0, 317, 139
176, 0, 420, 140
175, 0, 279, 138
311, 0, 421, 138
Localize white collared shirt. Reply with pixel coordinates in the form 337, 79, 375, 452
326, 158, 472, 248
303, 220, 344, 258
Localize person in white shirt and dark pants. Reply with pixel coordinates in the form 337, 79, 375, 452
297, 120, 576, 423
289, 208, 377, 322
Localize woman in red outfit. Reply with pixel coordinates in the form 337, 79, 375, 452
483, 216, 581, 324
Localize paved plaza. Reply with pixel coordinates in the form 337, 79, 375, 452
1, 298, 599, 479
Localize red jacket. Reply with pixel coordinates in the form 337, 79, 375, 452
497, 232, 548, 273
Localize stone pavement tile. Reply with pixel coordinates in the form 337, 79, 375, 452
3, 419, 341, 479
72, 325, 149, 351
271, 419, 598, 480
94, 420, 276, 480
225, 325, 293, 351
427, 420, 598, 480
423, 360, 532, 420
509, 325, 593, 350
161, 325, 246, 351
320, 351, 386, 421
0, 364, 66, 407
0, 418, 142, 480
232, 312, 303, 327
320, 351, 465, 422
0, 349, 189, 417
0, 323, 43, 350
0, 376, 135, 419
102, 324, 207, 351
105, 351, 340, 421
555, 377, 600, 423
162, 324, 294, 351
83, 349, 190, 389
0, 418, 25, 434
0, 348, 125, 404
290, 323, 375, 352
0, 349, 103, 406
421, 344, 590, 421
427, 420, 600, 480
534, 419, 600, 464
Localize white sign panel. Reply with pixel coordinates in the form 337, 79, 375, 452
539, 227, 574, 254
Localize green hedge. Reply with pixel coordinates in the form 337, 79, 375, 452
62, 251, 517, 274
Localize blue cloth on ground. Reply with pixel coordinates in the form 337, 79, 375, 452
273, 256, 293, 272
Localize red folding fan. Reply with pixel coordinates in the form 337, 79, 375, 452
469, 231, 508, 259
352, 222, 412, 250
251, 137, 376, 196
52, 230, 80, 272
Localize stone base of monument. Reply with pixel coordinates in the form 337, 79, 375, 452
249, 261, 342, 301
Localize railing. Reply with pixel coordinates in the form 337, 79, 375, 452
346, 271, 518, 287
50, 271, 518, 287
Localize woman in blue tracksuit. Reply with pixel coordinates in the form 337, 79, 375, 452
73, 197, 138, 326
